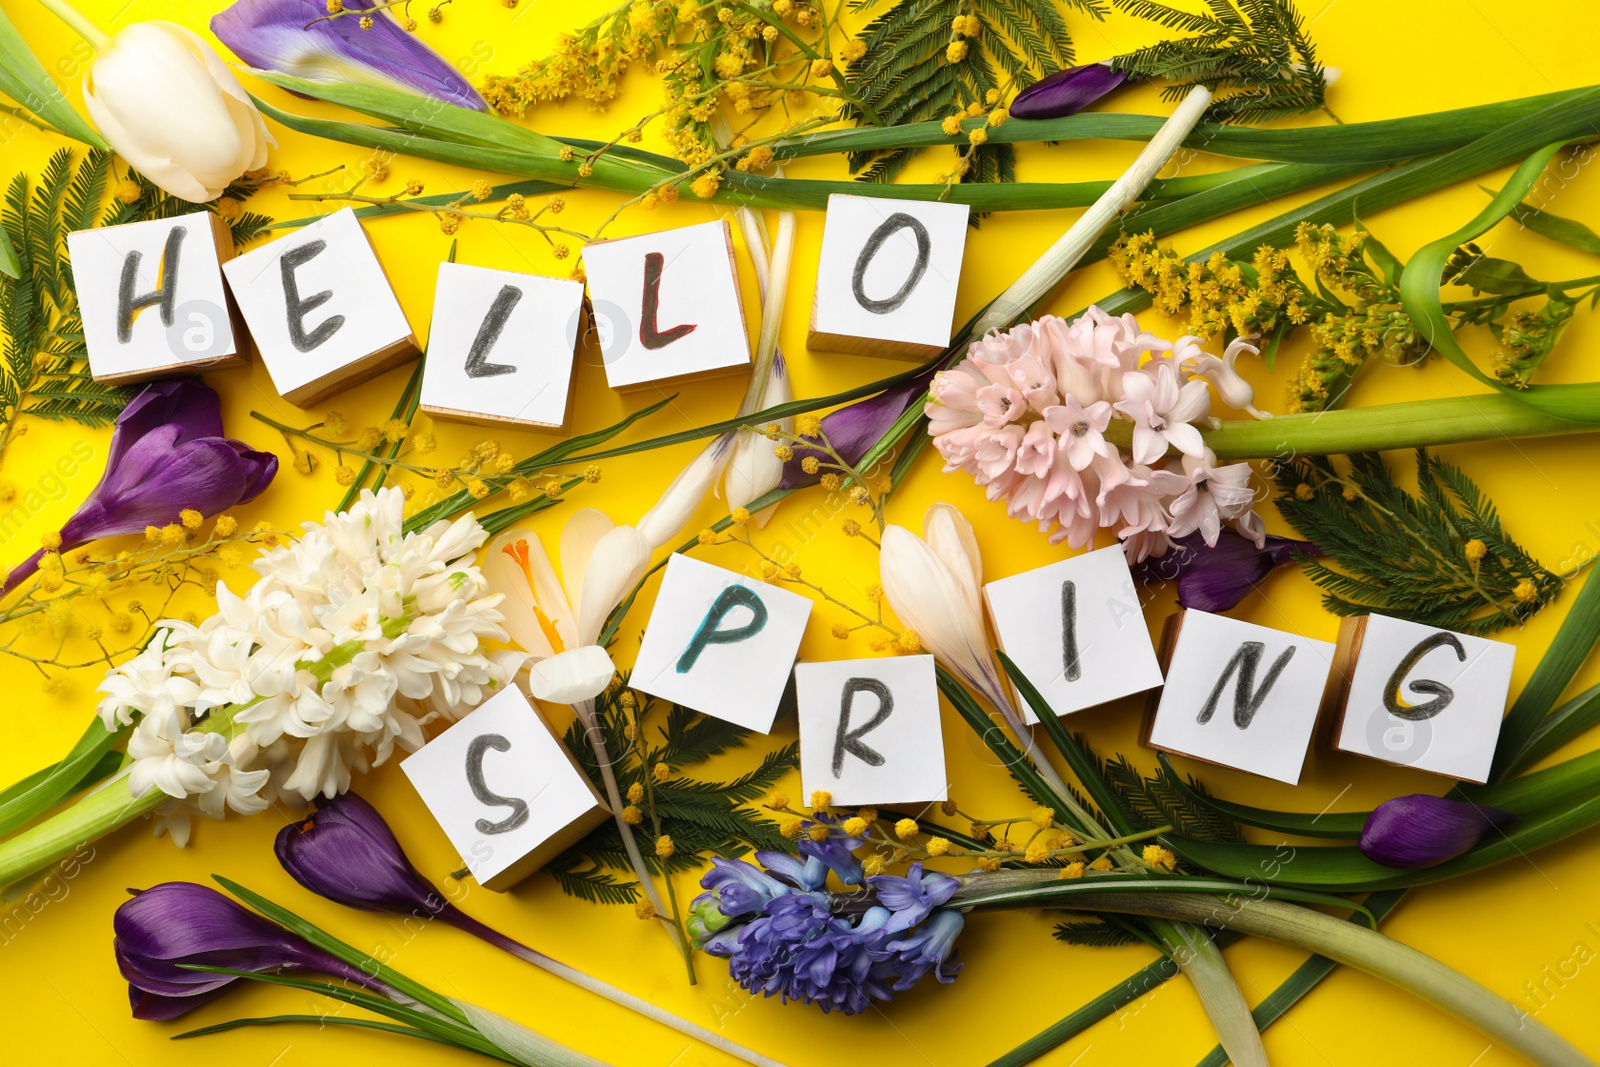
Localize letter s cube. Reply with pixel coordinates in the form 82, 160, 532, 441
401, 685, 608, 891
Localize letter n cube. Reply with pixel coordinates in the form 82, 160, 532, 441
1329, 614, 1516, 783
629, 554, 812, 733
402, 684, 608, 891
1143, 609, 1336, 785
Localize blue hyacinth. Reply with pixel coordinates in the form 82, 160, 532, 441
688, 825, 965, 1015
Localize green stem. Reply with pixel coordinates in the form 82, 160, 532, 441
33, 0, 108, 48
0, 772, 159, 887
956, 884, 1592, 1067
1200, 392, 1596, 459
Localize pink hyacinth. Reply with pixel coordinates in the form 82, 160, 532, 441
926, 306, 1267, 561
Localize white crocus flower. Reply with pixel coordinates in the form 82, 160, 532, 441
485, 509, 650, 704
880, 503, 1012, 711
636, 436, 734, 551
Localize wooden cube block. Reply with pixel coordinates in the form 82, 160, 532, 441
222, 207, 418, 407
984, 545, 1164, 722
796, 654, 946, 807
68, 210, 246, 382
401, 684, 609, 892
419, 262, 585, 432
578, 219, 751, 391
808, 194, 970, 361
1328, 614, 1516, 783
629, 553, 812, 733
1143, 610, 1336, 785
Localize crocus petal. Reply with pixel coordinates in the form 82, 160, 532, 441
1132, 530, 1317, 612
559, 508, 615, 622
782, 371, 934, 489
881, 522, 1000, 703
482, 529, 557, 658
1009, 63, 1129, 120
107, 379, 225, 469
212, 0, 489, 112
1359, 794, 1516, 869
526, 644, 617, 704
921, 503, 984, 617
275, 792, 443, 913
574, 525, 650, 648
636, 435, 732, 550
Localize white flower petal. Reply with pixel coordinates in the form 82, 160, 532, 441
527, 645, 616, 704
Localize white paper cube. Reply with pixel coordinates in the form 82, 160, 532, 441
402, 685, 608, 891
1333, 614, 1516, 783
809, 194, 969, 359
629, 554, 812, 732
419, 262, 585, 431
579, 219, 750, 390
985, 546, 1164, 722
1146, 611, 1335, 785
69, 211, 243, 381
796, 655, 946, 806
222, 207, 417, 406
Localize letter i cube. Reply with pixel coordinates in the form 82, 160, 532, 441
1328, 614, 1516, 783
69, 210, 247, 382
1143, 610, 1336, 785
578, 220, 751, 391
628, 554, 812, 732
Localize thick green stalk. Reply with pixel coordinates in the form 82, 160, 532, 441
0, 772, 159, 887
1200, 393, 1595, 459
955, 882, 1593, 1067
774, 88, 1598, 166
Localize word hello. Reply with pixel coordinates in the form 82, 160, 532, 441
70, 197, 973, 418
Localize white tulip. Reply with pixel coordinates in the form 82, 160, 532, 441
83, 22, 272, 203
485, 510, 651, 704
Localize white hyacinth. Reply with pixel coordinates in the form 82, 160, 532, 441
95, 488, 522, 838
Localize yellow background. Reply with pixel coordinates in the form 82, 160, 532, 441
2, 0, 1600, 1064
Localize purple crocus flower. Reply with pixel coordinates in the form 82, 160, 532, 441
780, 371, 933, 490
3, 379, 277, 595
1009, 63, 1129, 120
1132, 529, 1318, 612
212, 0, 489, 113
1359, 794, 1516, 869
275, 792, 450, 916
115, 881, 382, 1020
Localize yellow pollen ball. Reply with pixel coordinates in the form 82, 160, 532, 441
1059, 862, 1086, 879
626, 782, 645, 804
655, 835, 675, 859
1513, 579, 1538, 603
810, 790, 832, 809
1464, 538, 1488, 562
1030, 806, 1054, 828
894, 817, 919, 840
778, 815, 804, 839
1089, 856, 1114, 872
769, 792, 790, 809
926, 836, 951, 857
621, 805, 643, 825
807, 824, 831, 843
841, 817, 868, 836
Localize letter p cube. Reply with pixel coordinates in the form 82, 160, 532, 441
630, 554, 812, 732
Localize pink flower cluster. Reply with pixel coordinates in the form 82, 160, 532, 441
927, 306, 1266, 561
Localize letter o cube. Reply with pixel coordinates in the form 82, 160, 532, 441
809, 194, 970, 360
